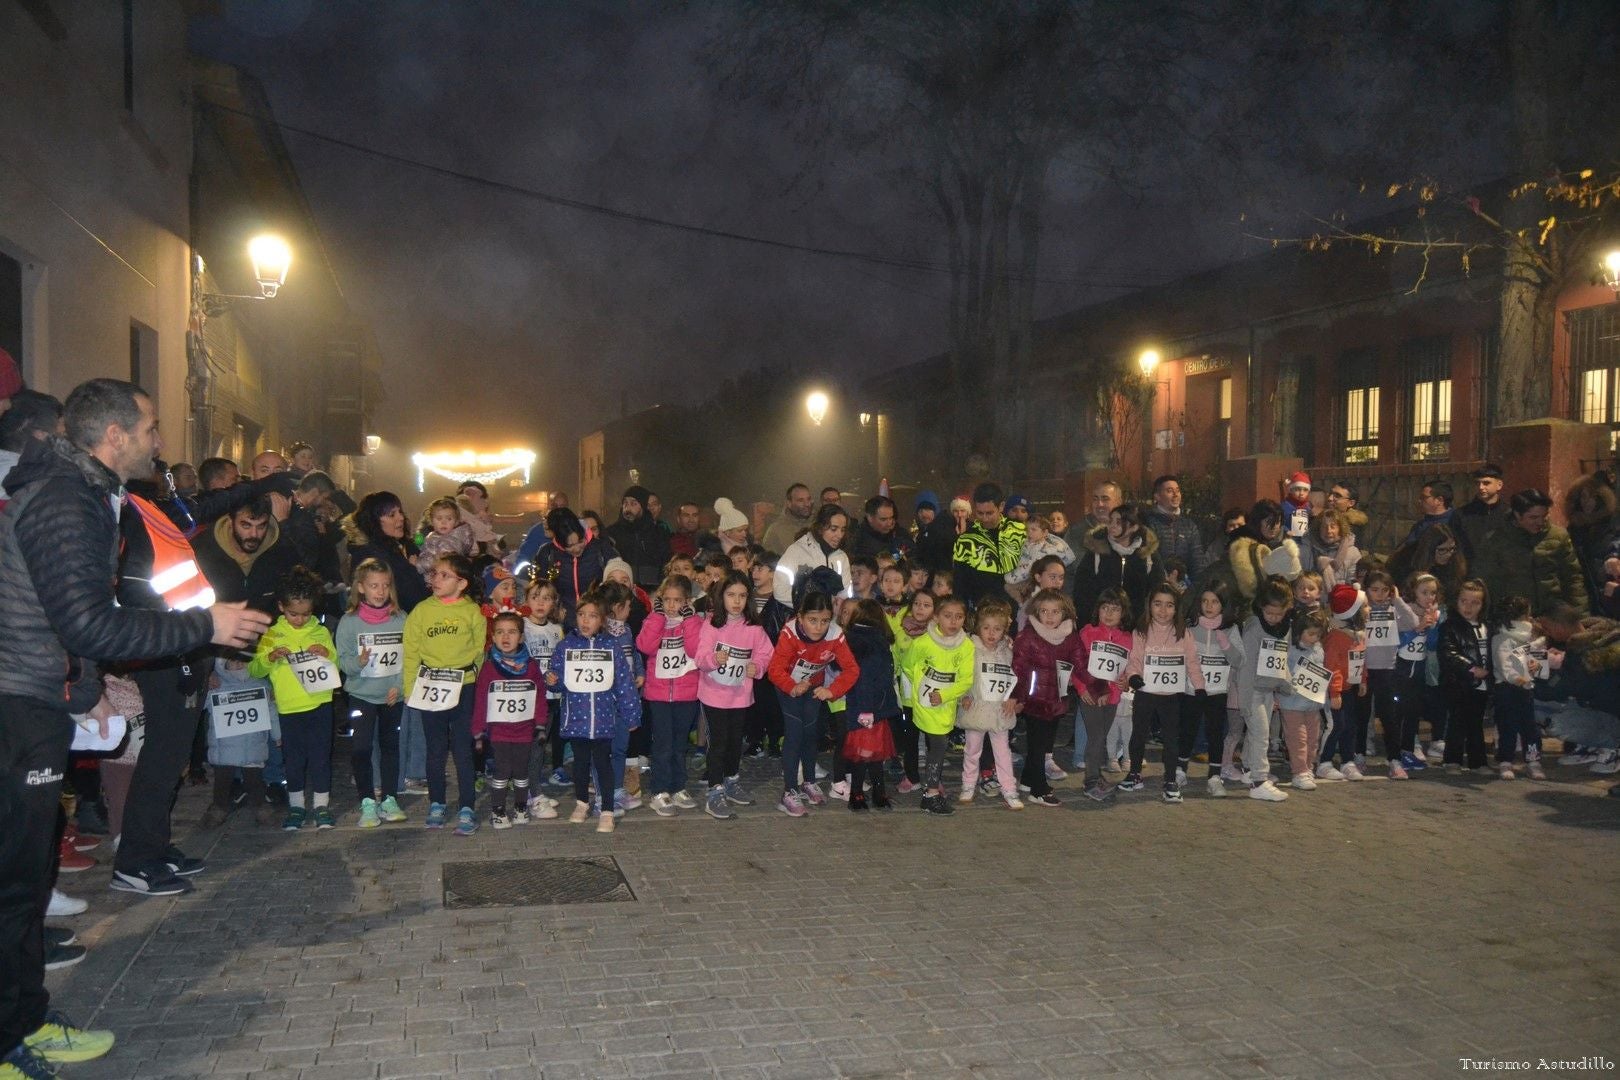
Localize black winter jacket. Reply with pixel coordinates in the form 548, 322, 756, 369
1438, 614, 1491, 692
193, 515, 306, 615
0, 437, 213, 710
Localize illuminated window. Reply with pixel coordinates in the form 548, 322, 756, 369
1336, 347, 1380, 464
1402, 336, 1451, 462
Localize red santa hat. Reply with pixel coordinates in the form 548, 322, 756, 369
1286, 471, 1312, 492
1328, 583, 1365, 622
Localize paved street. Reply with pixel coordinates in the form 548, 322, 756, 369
50, 750, 1620, 1080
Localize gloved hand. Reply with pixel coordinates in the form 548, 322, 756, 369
1128, 675, 1144, 691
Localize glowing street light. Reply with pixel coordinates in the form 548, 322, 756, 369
248, 235, 292, 299
1137, 348, 1161, 377
806, 390, 829, 426
1602, 250, 1620, 295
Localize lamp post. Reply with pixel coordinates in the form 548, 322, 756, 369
806, 390, 829, 426
199, 234, 293, 315
1603, 250, 1620, 296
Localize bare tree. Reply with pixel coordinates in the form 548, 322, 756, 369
704, 0, 1216, 476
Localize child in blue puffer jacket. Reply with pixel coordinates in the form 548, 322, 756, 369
547, 589, 641, 834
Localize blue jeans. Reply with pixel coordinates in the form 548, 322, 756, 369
647, 699, 699, 795
777, 690, 822, 792
398, 706, 427, 787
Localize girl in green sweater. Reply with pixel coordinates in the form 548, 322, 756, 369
903, 594, 976, 814
250, 568, 340, 831
403, 553, 487, 834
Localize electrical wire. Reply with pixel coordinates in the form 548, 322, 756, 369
197, 99, 1165, 291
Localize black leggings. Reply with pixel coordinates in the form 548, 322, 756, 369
570, 738, 614, 806
704, 707, 746, 786
746, 677, 782, 747
1177, 693, 1226, 778
488, 741, 530, 814
891, 709, 920, 782
1129, 693, 1181, 785
923, 732, 949, 791
1021, 717, 1058, 797
350, 698, 401, 802
1442, 689, 1489, 769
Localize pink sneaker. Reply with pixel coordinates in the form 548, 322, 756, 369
800, 782, 826, 806
896, 778, 918, 794
1389, 761, 1408, 780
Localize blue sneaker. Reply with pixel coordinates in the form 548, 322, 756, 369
547, 768, 571, 787
425, 802, 447, 829
1400, 751, 1428, 772
454, 808, 478, 836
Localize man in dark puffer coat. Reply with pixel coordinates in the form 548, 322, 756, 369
0, 379, 269, 1072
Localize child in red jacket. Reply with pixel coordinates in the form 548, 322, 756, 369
1012, 588, 1080, 807
471, 613, 553, 827
767, 590, 859, 817
1073, 586, 1133, 802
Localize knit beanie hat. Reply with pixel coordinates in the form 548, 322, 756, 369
915, 490, 939, 513
949, 496, 971, 513
621, 485, 651, 512
714, 497, 748, 532
1328, 584, 1365, 622
602, 557, 633, 583
482, 563, 512, 597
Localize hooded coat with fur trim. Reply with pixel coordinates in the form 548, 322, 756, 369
1070, 524, 1162, 624
1205, 530, 1302, 603
1562, 473, 1618, 601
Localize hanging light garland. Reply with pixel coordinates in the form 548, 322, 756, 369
412, 449, 536, 492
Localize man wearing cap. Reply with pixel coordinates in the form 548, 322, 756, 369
1280, 472, 1313, 540
910, 491, 953, 573
1002, 494, 1032, 524
1455, 464, 1509, 560
1143, 474, 1207, 582
602, 485, 671, 590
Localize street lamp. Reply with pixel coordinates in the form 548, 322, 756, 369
1602, 249, 1620, 296
198, 233, 294, 315
806, 390, 829, 426
1138, 348, 1161, 377
248, 235, 292, 299
858, 412, 872, 428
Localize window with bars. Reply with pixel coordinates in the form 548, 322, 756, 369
1336, 347, 1380, 463
1402, 335, 1452, 462
1568, 305, 1620, 443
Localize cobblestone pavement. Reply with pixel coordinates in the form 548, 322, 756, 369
49, 742, 1620, 1080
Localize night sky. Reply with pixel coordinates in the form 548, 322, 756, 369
188, 0, 1585, 497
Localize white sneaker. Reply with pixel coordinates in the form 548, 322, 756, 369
1498, 763, 1516, 781
1527, 760, 1547, 780
1341, 762, 1365, 781
1589, 750, 1620, 774
1220, 764, 1246, 783
1175, 767, 1187, 787
48, 889, 88, 917
1290, 773, 1317, 791
649, 793, 677, 817
596, 810, 615, 833
829, 780, 851, 800
530, 802, 558, 819
1425, 740, 1445, 763
1559, 749, 1602, 766
670, 791, 698, 810
957, 789, 975, 804
1206, 775, 1225, 798
1315, 762, 1346, 781
569, 802, 590, 823
1044, 756, 1067, 782
1248, 779, 1288, 802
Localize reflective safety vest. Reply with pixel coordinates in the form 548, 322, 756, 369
124, 493, 217, 611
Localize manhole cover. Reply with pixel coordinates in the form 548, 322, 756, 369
442, 856, 635, 909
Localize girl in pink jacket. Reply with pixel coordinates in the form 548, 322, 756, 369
695, 571, 777, 818
635, 575, 703, 816
1123, 582, 1205, 802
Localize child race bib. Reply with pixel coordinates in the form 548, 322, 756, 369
486, 679, 537, 723
207, 686, 272, 740
1397, 634, 1427, 661
563, 648, 615, 693
919, 664, 955, 704
1086, 641, 1128, 681
356, 632, 403, 678
976, 661, 1014, 702
1529, 645, 1549, 681
711, 645, 752, 686
654, 635, 694, 678
1288, 507, 1310, 538
1199, 654, 1230, 694
1290, 660, 1331, 704
1346, 648, 1366, 686
790, 657, 828, 685
408, 665, 465, 711
1055, 660, 1074, 698
1256, 637, 1290, 678
1366, 610, 1395, 648
289, 650, 340, 692
1143, 653, 1186, 694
